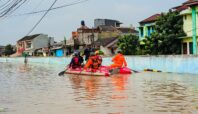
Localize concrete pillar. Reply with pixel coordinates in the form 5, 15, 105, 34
143, 26, 148, 38
187, 42, 190, 55
191, 6, 197, 55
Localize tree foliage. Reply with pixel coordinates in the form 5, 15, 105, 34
117, 34, 139, 55
142, 10, 186, 55
4, 44, 15, 56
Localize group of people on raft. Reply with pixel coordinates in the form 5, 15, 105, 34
68, 49, 127, 72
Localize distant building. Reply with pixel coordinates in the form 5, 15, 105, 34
76, 27, 100, 46
94, 19, 122, 28
138, 14, 161, 40
94, 37, 118, 56
0, 45, 5, 56
117, 27, 139, 36
71, 20, 138, 55
16, 34, 54, 56
50, 39, 74, 57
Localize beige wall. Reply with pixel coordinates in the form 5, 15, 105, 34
99, 31, 120, 39
78, 32, 99, 45
182, 7, 198, 37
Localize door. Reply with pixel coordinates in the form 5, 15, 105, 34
56, 49, 64, 57
182, 43, 187, 54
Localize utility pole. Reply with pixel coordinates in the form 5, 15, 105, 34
91, 27, 95, 49
64, 36, 67, 56
48, 37, 51, 56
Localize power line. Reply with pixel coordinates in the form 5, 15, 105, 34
0, 0, 28, 18
8, 0, 89, 17
26, 0, 58, 36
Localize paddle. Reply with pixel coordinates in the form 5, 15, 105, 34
77, 68, 84, 76
58, 65, 69, 76
129, 69, 139, 73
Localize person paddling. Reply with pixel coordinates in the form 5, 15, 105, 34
69, 52, 82, 69
110, 51, 127, 69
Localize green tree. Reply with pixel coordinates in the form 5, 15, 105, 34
117, 34, 139, 55
142, 10, 185, 55
4, 44, 15, 56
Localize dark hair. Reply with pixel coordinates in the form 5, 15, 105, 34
117, 51, 122, 54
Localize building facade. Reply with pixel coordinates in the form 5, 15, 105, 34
180, 0, 198, 55
94, 19, 122, 28
16, 34, 54, 56
138, 14, 160, 40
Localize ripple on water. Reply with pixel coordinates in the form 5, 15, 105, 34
0, 63, 197, 114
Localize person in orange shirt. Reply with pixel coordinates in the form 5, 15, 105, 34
84, 52, 100, 71
110, 51, 127, 69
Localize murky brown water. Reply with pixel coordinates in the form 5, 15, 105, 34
0, 62, 198, 114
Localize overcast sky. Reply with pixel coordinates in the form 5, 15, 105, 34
0, 0, 186, 45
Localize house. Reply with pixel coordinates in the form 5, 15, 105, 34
0, 45, 5, 56
50, 39, 74, 57
94, 19, 122, 28
94, 37, 118, 56
117, 27, 139, 36
98, 25, 120, 39
138, 14, 161, 40
75, 26, 100, 46
72, 21, 121, 48
72, 20, 138, 56
179, 0, 198, 55
16, 34, 54, 56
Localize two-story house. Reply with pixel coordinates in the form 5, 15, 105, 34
138, 14, 161, 40
179, 0, 198, 55
16, 34, 54, 56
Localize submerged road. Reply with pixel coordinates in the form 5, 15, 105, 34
0, 62, 197, 114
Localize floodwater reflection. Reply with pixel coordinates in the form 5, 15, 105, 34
0, 62, 197, 114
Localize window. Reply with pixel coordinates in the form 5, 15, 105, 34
26, 42, 32, 48
184, 15, 187, 20
148, 27, 151, 37
189, 42, 193, 54
140, 27, 144, 37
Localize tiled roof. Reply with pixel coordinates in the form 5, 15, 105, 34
94, 37, 118, 47
139, 14, 161, 24
18, 34, 41, 42
183, 0, 198, 6
172, 5, 188, 12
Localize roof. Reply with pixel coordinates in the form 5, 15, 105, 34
172, 5, 188, 12
139, 14, 161, 24
183, 0, 198, 6
18, 34, 41, 42
98, 25, 118, 32
77, 28, 100, 33
78, 25, 90, 30
94, 37, 118, 47
117, 27, 138, 34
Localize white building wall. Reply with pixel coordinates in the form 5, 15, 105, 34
32, 34, 54, 49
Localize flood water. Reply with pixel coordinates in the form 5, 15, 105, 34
0, 62, 198, 114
